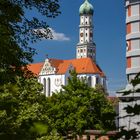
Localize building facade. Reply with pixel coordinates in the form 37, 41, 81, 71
28, 0, 106, 97
126, 0, 140, 82
117, 0, 140, 138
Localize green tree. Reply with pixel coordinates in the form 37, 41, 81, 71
46, 71, 116, 138
37, 130, 64, 140
0, 0, 60, 84
0, 77, 50, 140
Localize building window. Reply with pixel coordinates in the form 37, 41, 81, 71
43, 78, 46, 95
47, 78, 51, 97
88, 76, 92, 87
80, 33, 83, 37
90, 33, 93, 37
96, 77, 99, 85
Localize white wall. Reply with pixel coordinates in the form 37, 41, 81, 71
131, 56, 140, 67
131, 4, 139, 16
131, 22, 139, 33
39, 73, 106, 97
40, 74, 65, 96
131, 39, 140, 50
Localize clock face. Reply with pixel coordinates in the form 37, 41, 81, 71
55, 78, 62, 86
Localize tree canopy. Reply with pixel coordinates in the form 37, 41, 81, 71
0, 71, 116, 140
0, 77, 49, 140
45, 71, 116, 137
0, 0, 60, 84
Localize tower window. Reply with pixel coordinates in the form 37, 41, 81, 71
80, 33, 83, 37
90, 33, 93, 37
86, 33, 87, 36
86, 22, 87, 24
80, 49, 83, 53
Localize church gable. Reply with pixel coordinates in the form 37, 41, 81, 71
39, 59, 56, 75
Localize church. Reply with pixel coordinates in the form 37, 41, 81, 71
28, 0, 106, 97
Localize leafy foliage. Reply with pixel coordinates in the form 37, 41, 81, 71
46, 71, 116, 137
0, 0, 60, 84
0, 71, 116, 139
0, 77, 49, 140
117, 72, 140, 140
37, 130, 64, 140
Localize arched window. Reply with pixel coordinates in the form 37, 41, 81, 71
88, 76, 92, 87
43, 78, 46, 95
96, 77, 99, 85
47, 78, 51, 97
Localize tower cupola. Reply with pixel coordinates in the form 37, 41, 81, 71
79, 0, 94, 15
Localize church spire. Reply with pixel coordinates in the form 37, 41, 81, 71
76, 0, 96, 61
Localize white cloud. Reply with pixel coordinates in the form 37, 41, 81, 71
50, 28, 70, 41
34, 28, 70, 41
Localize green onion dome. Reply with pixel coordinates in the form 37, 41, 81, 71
79, 0, 94, 15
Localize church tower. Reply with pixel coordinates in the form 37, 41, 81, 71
76, 0, 96, 61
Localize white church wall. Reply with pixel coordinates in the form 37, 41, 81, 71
40, 74, 65, 97
39, 73, 106, 97
77, 74, 103, 88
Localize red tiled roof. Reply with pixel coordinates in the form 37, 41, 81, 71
27, 62, 43, 75
28, 58, 105, 77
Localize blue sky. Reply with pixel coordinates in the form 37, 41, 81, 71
31, 0, 127, 95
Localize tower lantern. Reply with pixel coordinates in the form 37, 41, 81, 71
76, 0, 96, 61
